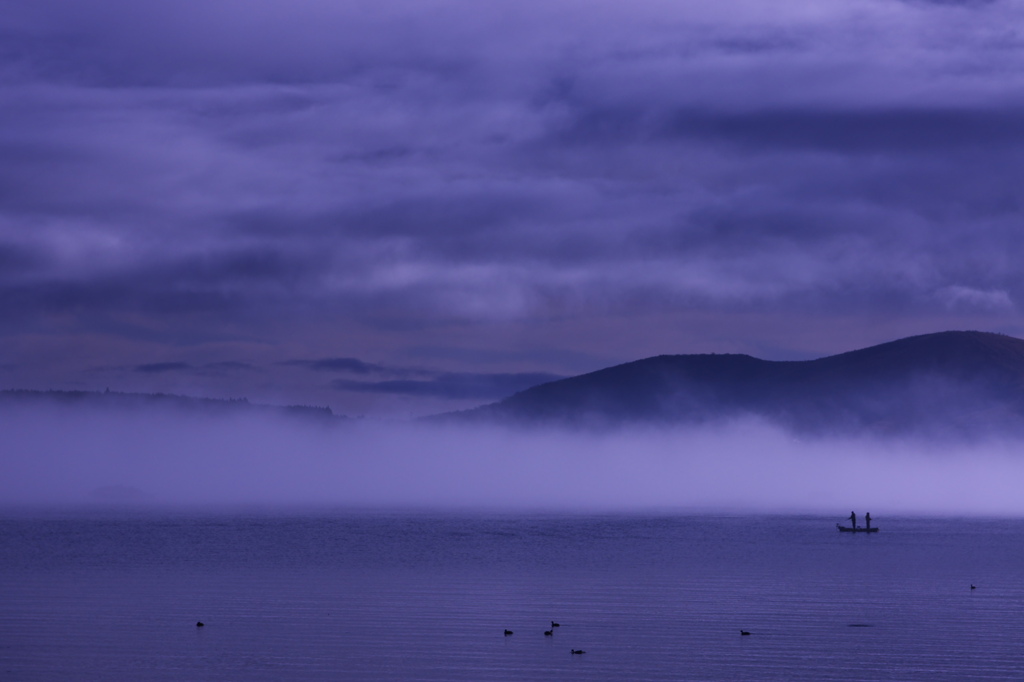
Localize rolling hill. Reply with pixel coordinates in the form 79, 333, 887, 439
0, 389, 339, 421
455, 331, 1024, 435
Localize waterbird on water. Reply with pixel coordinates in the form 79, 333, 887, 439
544, 630, 553, 636
504, 630, 513, 636
740, 630, 750, 636
551, 621, 560, 627
971, 584, 977, 590
571, 649, 585, 654
196, 622, 205, 628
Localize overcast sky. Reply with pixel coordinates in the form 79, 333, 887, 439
1, 0, 1023, 416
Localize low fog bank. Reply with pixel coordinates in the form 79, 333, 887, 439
3, 403, 1024, 516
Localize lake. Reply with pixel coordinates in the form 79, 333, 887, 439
2, 512, 1023, 680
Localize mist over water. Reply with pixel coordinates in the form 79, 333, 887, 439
3, 403, 1024, 515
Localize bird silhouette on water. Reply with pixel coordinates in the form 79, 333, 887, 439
740, 630, 751, 636
544, 629, 553, 636
971, 584, 977, 590
196, 622, 205, 628
504, 629, 513, 636
571, 649, 585, 655
551, 621, 560, 628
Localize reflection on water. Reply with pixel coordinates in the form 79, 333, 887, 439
3, 513, 1024, 681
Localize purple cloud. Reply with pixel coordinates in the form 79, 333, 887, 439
1, 0, 1023, 414
134, 362, 190, 374
333, 372, 563, 400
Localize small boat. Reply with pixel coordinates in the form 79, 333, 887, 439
837, 512, 878, 533
836, 523, 878, 533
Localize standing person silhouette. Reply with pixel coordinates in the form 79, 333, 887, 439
849, 511, 857, 529
865, 513, 871, 530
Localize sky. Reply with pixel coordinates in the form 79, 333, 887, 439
2, 0, 1023, 417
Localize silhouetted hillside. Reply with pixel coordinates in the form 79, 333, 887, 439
455, 331, 1024, 435
0, 389, 340, 422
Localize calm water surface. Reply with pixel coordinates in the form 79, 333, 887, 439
2, 513, 1023, 681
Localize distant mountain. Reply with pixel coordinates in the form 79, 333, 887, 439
0, 389, 340, 421
452, 331, 1024, 435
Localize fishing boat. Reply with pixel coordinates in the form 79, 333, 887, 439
837, 512, 878, 533
836, 524, 878, 533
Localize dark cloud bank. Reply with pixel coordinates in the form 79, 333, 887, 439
1, 0, 1024, 416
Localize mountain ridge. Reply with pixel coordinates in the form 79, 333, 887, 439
0, 389, 340, 421
451, 331, 1024, 435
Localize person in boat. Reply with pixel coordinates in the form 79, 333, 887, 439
849, 511, 857, 529
865, 513, 871, 530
